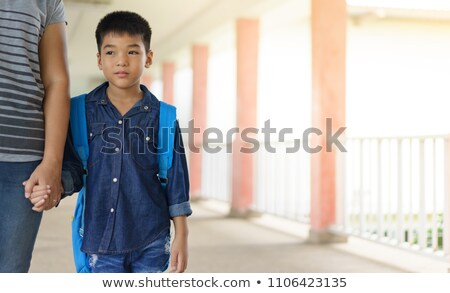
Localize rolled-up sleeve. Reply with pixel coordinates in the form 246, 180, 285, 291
167, 121, 192, 218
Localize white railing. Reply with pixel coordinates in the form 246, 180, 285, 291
200, 135, 449, 259
201, 143, 232, 202
200, 140, 311, 222
335, 135, 450, 258
253, 140, 311, 223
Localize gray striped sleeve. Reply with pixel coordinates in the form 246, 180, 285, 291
0, 0, 66, 162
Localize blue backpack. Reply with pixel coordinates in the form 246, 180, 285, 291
69, 94, 177, 273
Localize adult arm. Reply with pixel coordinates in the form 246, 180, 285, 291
24, 22, 70, 211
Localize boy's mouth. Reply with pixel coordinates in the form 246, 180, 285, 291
115, 71, 129, 77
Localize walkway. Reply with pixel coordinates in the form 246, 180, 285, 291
29, 196, 406, 273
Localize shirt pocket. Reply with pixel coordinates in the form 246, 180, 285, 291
88, 123, 106, 168
131, 127, 159, 171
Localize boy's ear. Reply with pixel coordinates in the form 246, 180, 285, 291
97, 53, 102, 70
145, 50, 153, 68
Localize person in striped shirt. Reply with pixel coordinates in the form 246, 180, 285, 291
0, 0, 70, 272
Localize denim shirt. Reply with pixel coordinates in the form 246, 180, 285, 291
80, 82, 191, 255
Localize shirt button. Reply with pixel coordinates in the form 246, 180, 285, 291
110, 208, 114, 213
89, 133, 93, 137
118, 120, 123, 125
112, 178, 118, 183
115, 147, 120, 152
145, 136, 150, 141
144, 105, 149, 110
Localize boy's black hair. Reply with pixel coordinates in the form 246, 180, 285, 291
95, 11, 152, 52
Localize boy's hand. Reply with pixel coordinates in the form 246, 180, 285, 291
23, 180, 63, 212
169, 234, 188, 273
24, 184, 51, 212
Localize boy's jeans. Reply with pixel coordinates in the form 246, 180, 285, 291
89, 229, 171, 273
0, 160, 42, 273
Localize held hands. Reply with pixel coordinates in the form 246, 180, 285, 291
22, 181, 64, 212
23, 161, 63, 212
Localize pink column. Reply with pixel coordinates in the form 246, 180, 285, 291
141, 73, 152, 89
162, 62, 175, 105
230, 19, 259, 216
190, 45, 208, 197
310, 0, 347, 242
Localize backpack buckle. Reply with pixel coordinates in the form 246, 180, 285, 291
157, 174, 168, 184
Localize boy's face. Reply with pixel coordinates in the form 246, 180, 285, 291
97, 32, 152, 92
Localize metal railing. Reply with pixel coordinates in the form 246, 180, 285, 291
199, 135, 449, 260
200, 140, 311, 221
201, 143, 232, 202
253, 140, 311, 222
335, 135, 450, 258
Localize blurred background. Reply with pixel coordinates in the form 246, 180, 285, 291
64, 0, 450, 136
30, 0, 450, 272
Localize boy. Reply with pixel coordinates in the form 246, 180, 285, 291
33, 11, 191, 273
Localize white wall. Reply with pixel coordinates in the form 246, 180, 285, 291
66, 0, 450, 138
258, 0, 311, 138
347, 17, 450, 137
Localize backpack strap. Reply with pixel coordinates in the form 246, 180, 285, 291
69, 94, 88, 240
70, 94, 89, 169
158, 101, 177, 188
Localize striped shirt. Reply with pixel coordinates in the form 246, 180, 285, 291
0, 0, 65, 162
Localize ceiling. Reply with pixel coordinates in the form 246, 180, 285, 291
66, 0, 219, 50
64, 0, 281, 80
63, 0, 449, 86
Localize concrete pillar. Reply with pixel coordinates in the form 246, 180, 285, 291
230, 19, 259, 217
190, 45, 208, 197
162, 62, 175, 105
310, 0, 347, 243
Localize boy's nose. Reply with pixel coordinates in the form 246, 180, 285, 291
116, 60, 128, 66
116, 54, 128, 66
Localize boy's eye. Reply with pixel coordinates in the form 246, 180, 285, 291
129, 51, 139, 55
105, 51, 114, 55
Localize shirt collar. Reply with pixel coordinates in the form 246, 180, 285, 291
88, 82, 153, 113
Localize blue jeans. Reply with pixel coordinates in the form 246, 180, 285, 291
89, 229, 171, 273
0, 160, 42, 273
